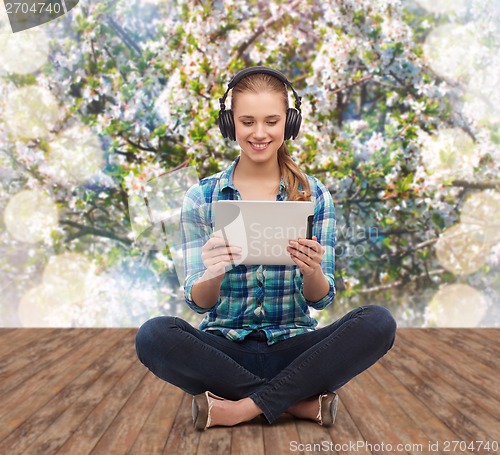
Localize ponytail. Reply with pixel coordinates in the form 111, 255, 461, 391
277, 142, 311, 201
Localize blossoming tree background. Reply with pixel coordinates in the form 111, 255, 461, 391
0, 0, 498, 328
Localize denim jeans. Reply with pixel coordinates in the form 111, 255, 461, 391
135, 304, 397, 424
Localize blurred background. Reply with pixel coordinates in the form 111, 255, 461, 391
0, 0, 498, 329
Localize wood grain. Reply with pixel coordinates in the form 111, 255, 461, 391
0, 328, 498, 455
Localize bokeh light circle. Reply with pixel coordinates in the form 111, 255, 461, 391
463, 63, 500, 127
18, 285, 53, 327
420, 128, 476, 180
4, 85, 60, 140
415, 0, 467, 15
460, 190, 500, 245
0, 28, 50, 74
42, 252, 95, 305
18, 253, 99, 327
3, 190, 59, 243
423, 23, 479, 81
425, 283, 488, 327
435, 222, 490, 275
46, 125, 104, 184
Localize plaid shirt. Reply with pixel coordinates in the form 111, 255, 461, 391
181, 157, 336, 345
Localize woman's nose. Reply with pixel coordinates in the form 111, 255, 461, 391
253, 123, 266, 139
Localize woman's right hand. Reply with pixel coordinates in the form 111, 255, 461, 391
200, 234, 242, 279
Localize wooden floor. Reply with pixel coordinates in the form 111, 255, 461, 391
0, 328, 498, 455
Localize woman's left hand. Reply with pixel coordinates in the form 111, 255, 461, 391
287, 235, 325, 277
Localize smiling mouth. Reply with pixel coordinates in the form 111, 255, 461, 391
249, 141, 271, 150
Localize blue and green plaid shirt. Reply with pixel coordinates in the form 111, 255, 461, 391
181, 157, 336, 345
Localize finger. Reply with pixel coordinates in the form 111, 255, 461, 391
213, 245, 242, 257
291, 254, 313, 273
202, 245, 242, 263
294, 248, 324, 268
298, 237, 321, 251
206, 254, 239, 267
203, 236, 225, 252
288, 245, 313, 264
289, 240, 320, 258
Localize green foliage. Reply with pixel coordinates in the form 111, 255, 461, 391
1, 0, 496, 327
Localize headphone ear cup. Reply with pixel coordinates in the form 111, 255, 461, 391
218, 109, 236, 141
285, 108, 302, 140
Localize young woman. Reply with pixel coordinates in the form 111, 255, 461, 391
135, 66, 397, 431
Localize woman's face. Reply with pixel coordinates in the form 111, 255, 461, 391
232, 91, 287, 164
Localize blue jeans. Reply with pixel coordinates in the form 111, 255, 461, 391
135, 304, 397, 424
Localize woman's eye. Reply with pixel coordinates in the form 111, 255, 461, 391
241, 121, 277, 126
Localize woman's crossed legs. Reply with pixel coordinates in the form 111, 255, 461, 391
135, 304, 397, 425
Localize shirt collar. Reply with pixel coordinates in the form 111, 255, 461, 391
219, 156, 286, 194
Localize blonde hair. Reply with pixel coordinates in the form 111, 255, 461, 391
231, 73, 311, 201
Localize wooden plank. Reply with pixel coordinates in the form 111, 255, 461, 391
464, 328, 500, 345
196, 424, 231, 455
55, 356, 147, 454
339, 372, 411, 454
90, 370, 166, 454
379, 336, 492, 448
0, 328, 498, 455
0, 328, 17, 338
0, 328, 93, 391
13, 330, 136, 454
432, 329, 500, 382
328, 394, 373, 455
162, 392, 201, 454
0, 329, 119, 441
398, 329, 500, 404
347, 364, 427, 454
296, 419, 336, 455
0, 329, 92, 398
262, 413, 302, 455
129, 383, 185, 455
395, 330, 500, 442
0, 329, 57, 359
230, 415, 265, 455
367, 359, 465, 446
429, 329, 499, 369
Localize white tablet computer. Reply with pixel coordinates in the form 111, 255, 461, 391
213, 200, 314, 266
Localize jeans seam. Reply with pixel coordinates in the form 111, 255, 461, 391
171, 322, 265, 382
256, 306, 367, 422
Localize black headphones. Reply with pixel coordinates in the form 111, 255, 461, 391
218, 66, 302, 141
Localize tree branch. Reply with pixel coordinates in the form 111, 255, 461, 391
450, 179, 500, 190
356, 268, 446, 294
234, 0, 303, 59
331, 74, 373, 94
103, 14, 142, 57
60, 220, 132, 245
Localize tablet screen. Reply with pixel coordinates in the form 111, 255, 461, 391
213, 200, 314, 265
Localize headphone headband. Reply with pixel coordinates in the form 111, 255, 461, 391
219, 66, 302, 112
228, 66, 290, 89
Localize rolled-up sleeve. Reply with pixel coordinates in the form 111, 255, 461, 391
180, 183, 215, 314
300, 178, 336, 310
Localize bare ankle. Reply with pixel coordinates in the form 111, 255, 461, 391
287, 396, 319, 421
210, 397, 262, 427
